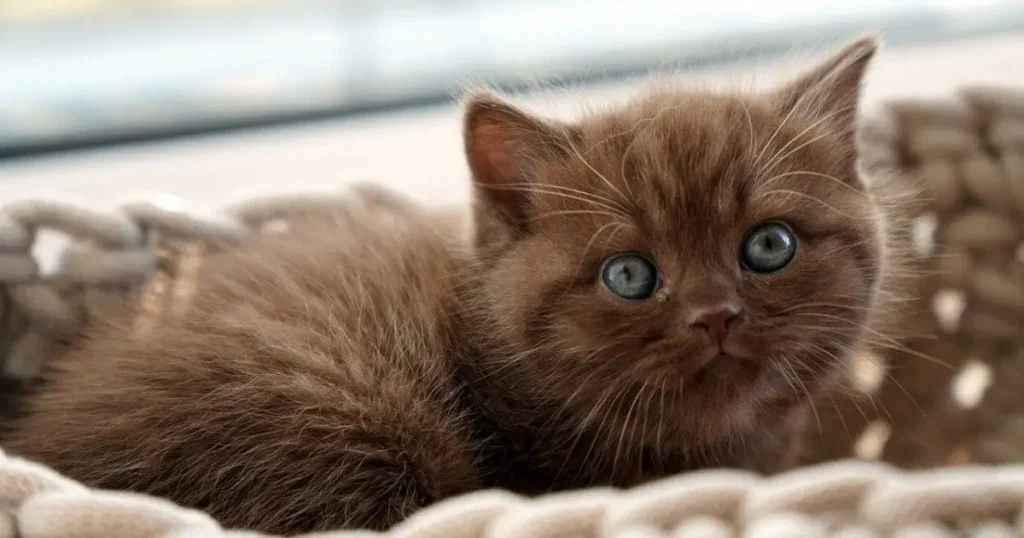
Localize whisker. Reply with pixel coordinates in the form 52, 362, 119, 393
636, 388, 657, 474
753, 92, 805, 171
528, 183, 631, 211
478, 183, 629, 216
772, 301, 873, 315
821, 384, 853, 440
586, 104, 683, 154
776, 358, 824, 440
796, 312, 952, 370
757, 103, 855, 179
793, 365, 824, 438
753, 189, 860, 219
613, 387, 646, 480
576, 222, 628, 278
807, 342, 914, 429
760, 170, 868, 199
738, 99, 759, 174
550, 363, 621, 484
530, 209, 628, 222
883, 370, 939, 434
575, 384, 629, 484
567, 140, 631, 211
656, 383, 667, 460
805, 344, 882, 423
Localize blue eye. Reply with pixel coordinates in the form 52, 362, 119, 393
601, 254, 659, 300
742, 222, 797, 273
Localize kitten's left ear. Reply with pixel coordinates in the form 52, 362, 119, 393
772, 35, 879, 141
463, 92, 571, 235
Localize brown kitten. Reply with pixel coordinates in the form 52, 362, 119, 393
4, 36, 901, 534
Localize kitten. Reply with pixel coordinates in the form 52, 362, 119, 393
4, 36, 903, 534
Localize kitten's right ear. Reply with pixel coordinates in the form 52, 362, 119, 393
771, 35, 879, 142
463, 92, 568, 234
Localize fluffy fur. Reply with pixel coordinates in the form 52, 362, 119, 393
3, 37, 907, 534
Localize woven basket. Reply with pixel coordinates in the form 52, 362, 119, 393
1, 86, 1024, 537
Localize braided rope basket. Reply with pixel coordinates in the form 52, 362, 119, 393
2, 86, 1024, 537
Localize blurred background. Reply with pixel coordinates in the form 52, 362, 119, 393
3, 0, 1024, 215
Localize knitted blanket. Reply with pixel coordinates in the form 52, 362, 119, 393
0, 447, 1021, 538
1, 86, 1024, 537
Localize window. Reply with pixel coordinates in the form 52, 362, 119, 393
2, 0, 1023, 157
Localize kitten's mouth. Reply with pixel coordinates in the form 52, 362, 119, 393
691, 348, 759, 386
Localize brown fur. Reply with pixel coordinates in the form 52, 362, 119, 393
3, 37, 907, 534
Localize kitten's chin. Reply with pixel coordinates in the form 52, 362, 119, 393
631, 346, 820, 430
630, 357, 767, 427
689, 358, 767, 410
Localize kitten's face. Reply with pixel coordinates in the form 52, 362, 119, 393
465, 38, 884, 443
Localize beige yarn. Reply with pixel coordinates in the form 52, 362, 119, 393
0, 182, 411, 379
795, 86, 1024, 470
0, 447, 1022, 537
3, 86, 1024, 536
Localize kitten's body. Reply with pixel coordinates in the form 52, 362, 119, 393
4, 38, 905, 534
6, 210, 485, 531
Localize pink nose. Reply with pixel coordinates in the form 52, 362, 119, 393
688, 304, 742, 344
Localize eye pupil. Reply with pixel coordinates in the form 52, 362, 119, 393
742, 222, 797, 273
601, 254, 659, 300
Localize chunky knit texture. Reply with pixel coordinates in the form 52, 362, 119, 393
2, 86, 1024, 536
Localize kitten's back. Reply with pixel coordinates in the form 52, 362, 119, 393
3, 207, 482, 533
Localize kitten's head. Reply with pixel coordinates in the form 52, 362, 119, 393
464, 38, 891, 445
